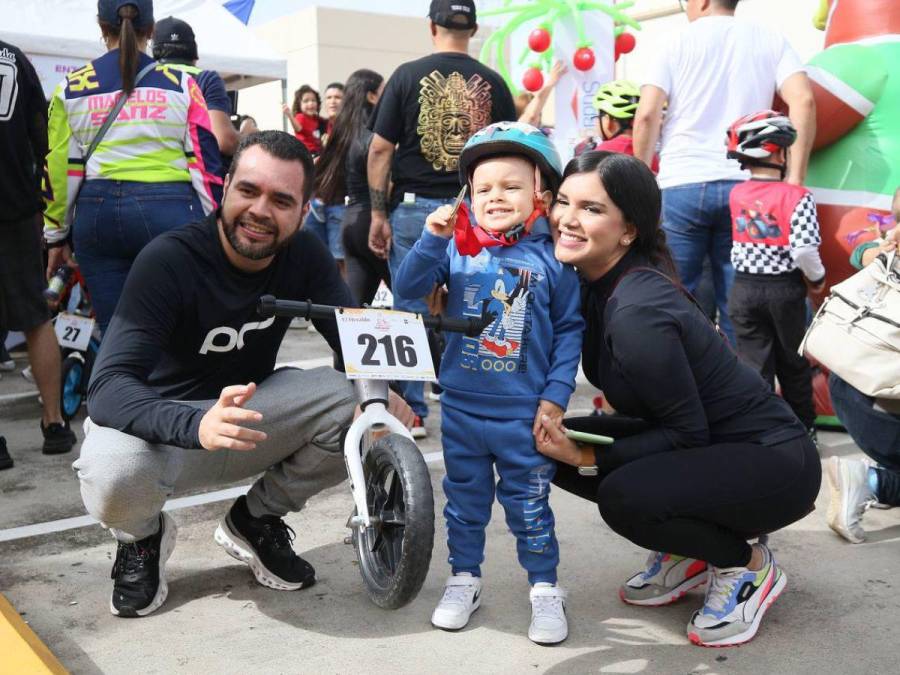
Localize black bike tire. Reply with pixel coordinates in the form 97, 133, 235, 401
352, 434, 434, 609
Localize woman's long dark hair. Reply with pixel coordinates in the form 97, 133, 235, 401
314, 69, 384, 204
292, 85, 320, 116
99, 5, 153, 95
561, 151, 677, 277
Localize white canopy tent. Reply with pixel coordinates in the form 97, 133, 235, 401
0, 0, 286, 94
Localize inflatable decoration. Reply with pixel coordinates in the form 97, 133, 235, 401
478, 0, 640, 95
804, 0, 899, 427
805, 0, 900, 288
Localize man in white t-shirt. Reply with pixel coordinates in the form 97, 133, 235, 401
632, 0, 815, 342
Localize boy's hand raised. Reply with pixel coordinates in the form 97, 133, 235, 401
425, 204, 457, 239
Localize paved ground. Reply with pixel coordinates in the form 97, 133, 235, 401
1, 327, 898, 674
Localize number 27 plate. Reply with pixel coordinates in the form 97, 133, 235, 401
335, 308, 436, 381
54, 312, 95, 352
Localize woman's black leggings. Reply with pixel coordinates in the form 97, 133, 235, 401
341, 203, 391, 305
552, 415, 822, 568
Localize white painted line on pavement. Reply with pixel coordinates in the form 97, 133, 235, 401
0, 452, 445, 543
0, 391, 39, 404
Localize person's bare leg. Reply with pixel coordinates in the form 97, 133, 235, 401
25, 321, 63, 426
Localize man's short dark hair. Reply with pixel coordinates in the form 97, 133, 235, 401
324, 82, 344, 92
715, 0, 740, 10
152, 43, 196, 64
230, 131, 315, 203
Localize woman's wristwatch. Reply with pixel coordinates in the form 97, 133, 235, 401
576, 445, 599, 476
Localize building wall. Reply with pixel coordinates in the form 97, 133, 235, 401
237, 6, 434, 132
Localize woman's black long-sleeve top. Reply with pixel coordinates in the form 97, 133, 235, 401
581, 249, 805, 471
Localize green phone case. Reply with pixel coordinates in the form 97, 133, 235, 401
565, 429, 614, 445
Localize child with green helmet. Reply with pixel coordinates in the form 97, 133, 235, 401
394, 121, 584, 645
574, 80, 660, 173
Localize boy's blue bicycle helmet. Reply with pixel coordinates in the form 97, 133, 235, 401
459, 121, 563, 192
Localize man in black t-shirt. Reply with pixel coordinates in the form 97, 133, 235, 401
0, 40, 77, 462
74, 131, 413, 618
366, 0, 516, 430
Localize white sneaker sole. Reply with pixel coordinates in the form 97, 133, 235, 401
411, 427, 427, 440
110, 512, 177, 617
214, 523, 310, 591
620, 567, 708, 607
431, 595, 481, 631
825, 457, 865, 544
529, 618, 568, 645
688, 570, 787, 647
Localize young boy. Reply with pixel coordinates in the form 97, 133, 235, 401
394, 122, 583, 644
574, 79, 659, 173
725, 110, 826, 440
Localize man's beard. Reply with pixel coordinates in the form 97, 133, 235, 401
222, 212, 295, 260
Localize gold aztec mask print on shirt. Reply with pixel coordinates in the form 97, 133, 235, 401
417, 71, 493, 172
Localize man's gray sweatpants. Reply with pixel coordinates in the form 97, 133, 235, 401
74, 367, 356, 542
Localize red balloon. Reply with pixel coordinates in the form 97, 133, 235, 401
522, 67, 544, 92
573, 47, 595, 71
528, 27, 551, 53
615, 32, 636, 55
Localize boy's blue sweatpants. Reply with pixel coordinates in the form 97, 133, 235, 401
441, 403, 559, 585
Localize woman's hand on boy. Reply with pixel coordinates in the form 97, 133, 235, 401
533, 400, 565, 443
425, 204, 457, 239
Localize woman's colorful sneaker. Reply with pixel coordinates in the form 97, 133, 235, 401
687, 544, 786, 647
620, 551, 708, 606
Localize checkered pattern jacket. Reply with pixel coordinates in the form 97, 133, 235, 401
729, 180, 821, 275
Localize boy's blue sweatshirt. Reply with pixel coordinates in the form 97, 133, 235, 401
395, 218, 583, 419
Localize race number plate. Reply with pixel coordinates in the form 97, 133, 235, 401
336, 308, 435, 381
55, 313, 94, 352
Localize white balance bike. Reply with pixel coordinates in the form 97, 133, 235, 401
257, 295, 491, 609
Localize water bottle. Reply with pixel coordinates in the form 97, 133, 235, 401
44, 266, 73, 303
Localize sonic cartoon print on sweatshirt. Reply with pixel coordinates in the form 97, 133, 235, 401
394, 213, 583, 420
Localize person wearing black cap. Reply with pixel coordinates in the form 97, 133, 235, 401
152, 16, 239, 163
367, 0, 516, 436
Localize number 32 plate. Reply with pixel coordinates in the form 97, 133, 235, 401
335, 308, 435, 381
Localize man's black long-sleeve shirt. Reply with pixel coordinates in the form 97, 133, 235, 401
87, 213, 353, 449
580, 250, 804, 471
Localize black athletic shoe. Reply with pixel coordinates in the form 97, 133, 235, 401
0, 436, 13, 470
41, 420, 76, 455
214, 495, 316, 591
110, 512, 177, 617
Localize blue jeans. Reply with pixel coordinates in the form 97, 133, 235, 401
829, 374, 900, 505
388, 196, 453, 418
304, 200, 345, 260
661, 181, 740, 344
73, 180, 202, 334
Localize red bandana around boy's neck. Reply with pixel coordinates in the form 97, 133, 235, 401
453, 199, 546, 257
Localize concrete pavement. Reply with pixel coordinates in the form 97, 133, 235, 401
1, 329, 898, 674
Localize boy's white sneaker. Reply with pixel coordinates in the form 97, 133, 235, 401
529, 583, 568, 645
431, 574, 482, 630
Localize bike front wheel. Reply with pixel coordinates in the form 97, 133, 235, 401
352, 433, 434, 609
60, 353, 86, 422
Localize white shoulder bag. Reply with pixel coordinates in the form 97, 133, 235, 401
799, 250, 900, 399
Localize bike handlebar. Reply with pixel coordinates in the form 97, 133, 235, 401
257, 295, 492, 337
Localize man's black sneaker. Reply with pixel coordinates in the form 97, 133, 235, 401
41, 420, 77, 455
214, 495, 316, 591
110, 512, 177, 617
0, 436, 13, 470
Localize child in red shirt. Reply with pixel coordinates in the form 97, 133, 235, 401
282, 85, 328, 156
574, 80, 659, 174
725, 110, 826, 439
